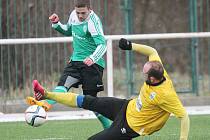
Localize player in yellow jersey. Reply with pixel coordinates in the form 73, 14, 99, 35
30, 38, 190, 140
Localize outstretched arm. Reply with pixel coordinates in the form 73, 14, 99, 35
119, 38, 161, 62
52, 22, 72, 36
158, 93, 190, 140
49, 13, 72, 36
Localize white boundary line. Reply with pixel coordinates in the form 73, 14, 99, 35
0, 110, 96, 122
30, 138, 69, 140
0, 106, 210, 122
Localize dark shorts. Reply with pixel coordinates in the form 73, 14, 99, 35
82, 96, 140, 140
58, 61, 104, 92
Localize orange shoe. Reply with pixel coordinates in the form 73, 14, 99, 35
26, 96, 52, 111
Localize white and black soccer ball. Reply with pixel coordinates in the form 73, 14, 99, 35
25, 105, 47, 127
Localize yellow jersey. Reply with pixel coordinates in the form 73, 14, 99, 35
126, 43, 186, 135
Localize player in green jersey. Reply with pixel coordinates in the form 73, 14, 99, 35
26, 0, 111, 129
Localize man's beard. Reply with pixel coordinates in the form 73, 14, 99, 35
146, 79, 152, 85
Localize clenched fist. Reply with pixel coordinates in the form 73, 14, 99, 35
49, 13, 59, 24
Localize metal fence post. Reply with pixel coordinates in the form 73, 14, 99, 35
122, 0, 134, 96
189, 0, 199, 95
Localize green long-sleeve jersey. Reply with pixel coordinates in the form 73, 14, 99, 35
52, 10, 106, 68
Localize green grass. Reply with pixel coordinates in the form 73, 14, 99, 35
0, 115, 210, 140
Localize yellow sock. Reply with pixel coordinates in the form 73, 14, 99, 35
45, 91, 78, 107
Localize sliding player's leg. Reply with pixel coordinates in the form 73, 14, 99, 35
78, 95, 139, 140
45, 86, 67, 105
32, 80, 127, 119
26, 75, 79, 111
87, 99, 139, 140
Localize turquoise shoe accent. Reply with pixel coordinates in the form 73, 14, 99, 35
94, 112, 112, 129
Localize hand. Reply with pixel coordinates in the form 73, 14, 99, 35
83, 57, 94, 66
119, 38, 132, 50
49, 13, 59, 24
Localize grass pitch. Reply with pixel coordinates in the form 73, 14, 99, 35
0, 115, 209, 140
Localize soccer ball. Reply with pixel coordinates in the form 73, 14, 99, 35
25, 105, 47, 127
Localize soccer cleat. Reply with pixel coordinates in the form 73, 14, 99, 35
26, 96, 52, 111
33, 80, 45, 100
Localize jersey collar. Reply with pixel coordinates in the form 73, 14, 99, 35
146, 77, 166, 86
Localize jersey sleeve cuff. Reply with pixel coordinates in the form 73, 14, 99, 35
52, 22, 61, 29
89, 55, 96, 63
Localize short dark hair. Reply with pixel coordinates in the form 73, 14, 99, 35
74, 0, 91, 8
147, 61, 164, 80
